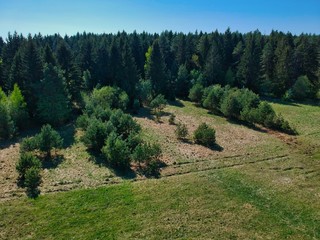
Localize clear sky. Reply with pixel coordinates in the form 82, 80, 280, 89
0, 0, 320, 38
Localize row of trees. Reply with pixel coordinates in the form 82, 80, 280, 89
189, 84, 296, 134
0, 30, 318, 114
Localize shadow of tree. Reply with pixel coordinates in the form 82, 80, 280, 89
87, 149, 137, 179
42, 154, 65, 169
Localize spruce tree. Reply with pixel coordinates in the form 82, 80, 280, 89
37, 64, 71, 126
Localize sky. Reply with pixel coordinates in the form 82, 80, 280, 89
0, 0, 320, 38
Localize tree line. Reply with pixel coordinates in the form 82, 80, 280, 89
0, 29, 319, 139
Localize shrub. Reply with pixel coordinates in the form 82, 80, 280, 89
290, 75, 314, 100
37, 124, 63, 158
16, 153, 41, 183
193, 123, 216, 147
220, 90, 242, 119
20, 137, 38, 154
109, 110, 141, 139
202, 84, 224, 113
188, 83, 204, 103
132, 143, 162, 177
90, 86, 129, 110
168, 113, 176, 125
150, 94, 167, 121
255, 101, 276, 128
76, 114, 90, 130
82, 118, 112, 151
175, 123, 188, 140
102, 132, 131, 170
25, 166, 42, 198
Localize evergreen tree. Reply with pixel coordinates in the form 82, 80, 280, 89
146, 40, 168, 96
43, 44, 56, 65
8, 51, 24, 90
21, 35, 43, 117
8, 84, 29, 130
175, 64, 190, 98
205, 43, 223, 86
37, 64, 71, 126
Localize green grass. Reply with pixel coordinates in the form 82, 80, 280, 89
1, 99, 319, 239
1, 169, 319, 239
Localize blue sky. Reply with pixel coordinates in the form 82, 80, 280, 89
0, 0, 319, 38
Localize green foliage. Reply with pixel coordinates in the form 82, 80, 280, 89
220, 90, 242, 119
37, 64, 71, 126
0, 85, 28, 139
131, 143, 162, 177
102, 132, 131, 170
175, 64, 190, 98
90, 86, 129, 111
290, 76, 314, 100
150, 94, 167, 121
188, 83, 204, 103
16, 152, 41, 183
109, 109, 141, 139
76, 114, 90, 130
136, 79, 153, 106
8, 84, 29, 130
25, 166, 42, 198
193, 123, 216, 147
81, 118, 112, 152
175, 123, 188, 140
36, 124, 63, 157
20, 137, 38, 154
202, 84, 224, 113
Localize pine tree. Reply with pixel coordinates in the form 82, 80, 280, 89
9, 51, 24, 90
146, 40, 168, 97
43, 44, 56, 65
8, 84, 29, 130
37, 64, 71, 126
21, 35, 43, 117
175, 64, 190, 98
205, 43, 223, 86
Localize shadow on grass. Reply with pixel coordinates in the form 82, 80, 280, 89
168, 99, 185, 108
58, 123, 76, 148
87, 149, 137, 180
226, 118, 268, 134
136, 160, 167, 178
262, 97, 320, 107
42, 154, 65, 169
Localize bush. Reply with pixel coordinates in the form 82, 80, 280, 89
168, 113, 175, 125
76, 114, 90, 130
255, 101, 276, 128
37, 124, 63, 158
220, 90, 242, 119
16, 153, 41, 183
25, 166, 42, 198
102, 132, 131, 170
20, 137, 38, 154
175, 123, 188, 140
150, 94, 167, 121
90, 86, 129, 110
82, 118, 112, 151
132, 143, 162, 177
188, 83, 204, 103
109, 109, 141, 139
202, 84, 224, 113
290, 75, 314, 100
193, 123, 216, 147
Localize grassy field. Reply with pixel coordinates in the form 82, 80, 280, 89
0, 100, 319, 239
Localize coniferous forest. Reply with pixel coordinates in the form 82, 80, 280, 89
1, 30, 319, 111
